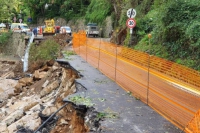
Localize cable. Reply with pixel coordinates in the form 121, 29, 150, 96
34, 102, 68, 133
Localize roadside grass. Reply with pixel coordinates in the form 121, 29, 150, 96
97, 107, 119, 119
69, 95, 93, 107
62, 50, 76, 59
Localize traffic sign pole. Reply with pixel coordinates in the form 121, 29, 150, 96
126, 18, 136, 46
126, 8, 136, 46
130, 28, 133, 34
130, 28, 133, 46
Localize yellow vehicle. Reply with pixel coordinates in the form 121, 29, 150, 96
0, 27, 8, 33
43, 19, 55, 36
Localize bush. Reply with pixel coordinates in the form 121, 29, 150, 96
85, 0, 111, 24
29, 39, 61, 62
0, 31, 12, 45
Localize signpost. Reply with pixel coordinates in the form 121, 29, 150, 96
126, 18, 136, 29
126, 8, 136, 46
127, 8, 136, 18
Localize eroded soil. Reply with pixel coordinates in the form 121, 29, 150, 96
0, 34, 93, 133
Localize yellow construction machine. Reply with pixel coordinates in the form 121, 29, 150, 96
43, 19, 55, 36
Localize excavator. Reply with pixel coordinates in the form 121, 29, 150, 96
43, 19, 55, 36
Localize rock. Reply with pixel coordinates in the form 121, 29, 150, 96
7, 112, 41, 132
40, 80, 60, 97
52, 65, 59, 71
42, 80, 49, 88
19, 77, 33, 86
0, 87, 5, 94
14, 83, 24, 93
33, 70, 47, 80
1, 71, 14, 79
0, 123, 8, 133
59, 118, 68, 125
47, 59, 55, 66
23, 101, 38, 112
2, 109, 24, 126
42, 106, 58, 116
7, 122, 20, 133
40, 65, 49, 71
33, 70, 40, 80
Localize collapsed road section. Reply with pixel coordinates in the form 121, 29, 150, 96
0, 60, 101, 133
0, 56, 181, 133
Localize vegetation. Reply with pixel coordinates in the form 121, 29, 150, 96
1, 0, 200, 71
134, 0, 200, 71
85, 0, 111, 24
0, 32, 12, 45
29, 39, 61, 62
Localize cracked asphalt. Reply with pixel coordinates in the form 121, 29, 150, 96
59, 48, 181, 133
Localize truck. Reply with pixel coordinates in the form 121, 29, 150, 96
85, 23, 99, 37
43, 19, 55, 36
11, 23, 31, 33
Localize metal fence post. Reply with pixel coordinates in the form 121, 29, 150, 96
79, 32, 80, 54
115, 45, 118, 81
147, 33, 152, 105
98, 33, 101, 69
147, 55, 150, 105
86, 34, 88, 62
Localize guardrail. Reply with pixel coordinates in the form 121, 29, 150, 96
72, 31, 200, 132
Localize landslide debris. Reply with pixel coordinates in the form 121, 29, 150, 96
0, 33, 102, 133
0, 60, 90, 133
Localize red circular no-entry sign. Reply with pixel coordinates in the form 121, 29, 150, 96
126, 18, 136, 28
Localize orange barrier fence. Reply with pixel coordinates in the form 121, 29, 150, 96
184, 109, 200, 133
72, 32, 200, 132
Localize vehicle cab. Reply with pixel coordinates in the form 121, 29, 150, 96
11, 23, 31, 33
60, 26, 72, 36
86, 23, 99, 37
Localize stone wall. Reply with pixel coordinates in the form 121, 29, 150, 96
3, 33, 26, 58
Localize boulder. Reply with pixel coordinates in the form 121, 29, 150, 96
7, 112, 41, 132
2, 109, 24, 126
0, 123, 8, 133
14, 83, 24, 93
33, 70, 47, 79
18, 77, 33, 86
42, 106, 58, 116
40, 80, 59, 97
0, 87, 5, 94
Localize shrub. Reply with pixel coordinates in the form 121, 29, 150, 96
0, 31, 12, 45
29, 39, 61, 62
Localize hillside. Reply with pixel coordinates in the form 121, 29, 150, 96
1, 0, 200, 71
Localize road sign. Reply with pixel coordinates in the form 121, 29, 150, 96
126, 18, 136, 28
127, 8, 136, 18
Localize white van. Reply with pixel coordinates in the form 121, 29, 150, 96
11, 23, 31, 33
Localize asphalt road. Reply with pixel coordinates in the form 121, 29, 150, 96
58, 49, 182, 133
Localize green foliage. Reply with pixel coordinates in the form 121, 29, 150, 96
29, 39, 60, 62
152, 0, 200, 59
85, 0, 111, 24
21, 0, 90, 22
0, 31, 12, 45
69, 95, 93, 107
130, 0, 200, 71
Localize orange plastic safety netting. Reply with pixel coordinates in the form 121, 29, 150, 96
184, 109, 200, 133
72, 32, 200, 131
